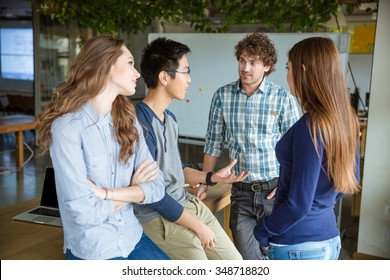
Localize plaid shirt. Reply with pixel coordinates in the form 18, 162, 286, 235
204, 78, 301, 182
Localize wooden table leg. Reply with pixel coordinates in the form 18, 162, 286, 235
15, 131, 24, 168
224, 204, 233, 240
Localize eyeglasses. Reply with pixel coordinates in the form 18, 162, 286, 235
168, 69, 191, 76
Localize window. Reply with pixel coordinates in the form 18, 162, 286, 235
0, 27, 34, 80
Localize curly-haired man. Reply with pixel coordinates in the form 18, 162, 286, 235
201, 32, 301, 259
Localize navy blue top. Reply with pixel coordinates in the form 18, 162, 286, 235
254, 114, 360, 246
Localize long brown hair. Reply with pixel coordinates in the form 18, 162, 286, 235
288, 37, 360, 194
35, 35, 139, 162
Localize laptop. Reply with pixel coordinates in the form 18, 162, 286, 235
13, 167, 62, 227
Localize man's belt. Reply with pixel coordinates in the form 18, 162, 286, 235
233, 178, 278, 192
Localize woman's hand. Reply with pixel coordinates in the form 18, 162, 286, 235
131, 159, 160, 186
87, 180, 105, 200
266, 188, 277, 199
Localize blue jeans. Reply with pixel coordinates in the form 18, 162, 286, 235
262, 236, 341, 260
66, 233, 170, 260
229, 185, 275, 260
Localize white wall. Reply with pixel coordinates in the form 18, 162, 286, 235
346, 54, 373, 112
149, 32, 349, 139
358, 0, 390, 259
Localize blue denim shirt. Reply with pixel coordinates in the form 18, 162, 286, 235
50, 101, 165, 259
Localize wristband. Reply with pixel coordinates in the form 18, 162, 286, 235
206, 172, 216, 186
103, 188, 109, 200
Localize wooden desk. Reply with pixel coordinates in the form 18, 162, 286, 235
1, 184, 233, 259
0, 198, 64, 260
186, 183, 232, 240
0, 115, 35, 168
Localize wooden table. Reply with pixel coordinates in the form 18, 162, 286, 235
0, 198, 64, 260
186, 183, 232, 240
0, 183, 233, 259
0, 115, 35, 168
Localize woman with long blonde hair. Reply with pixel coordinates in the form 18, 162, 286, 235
35, 34, 171, 260
254, 37, 360, 260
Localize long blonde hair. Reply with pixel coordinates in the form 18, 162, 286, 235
289, 37, 360, 194
35, 35, 139, 162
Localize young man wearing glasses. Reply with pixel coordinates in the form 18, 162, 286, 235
134, 37, 249, 260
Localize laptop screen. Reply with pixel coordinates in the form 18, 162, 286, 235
40, 167, 59, 208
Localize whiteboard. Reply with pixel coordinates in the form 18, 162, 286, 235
148, 33, 350, 140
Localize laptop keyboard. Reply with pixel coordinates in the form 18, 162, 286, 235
29, 207, 61, 218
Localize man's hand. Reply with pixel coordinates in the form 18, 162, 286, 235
213, 159, 250, 184
194, 220, 217, 248
195, 184, 208, 201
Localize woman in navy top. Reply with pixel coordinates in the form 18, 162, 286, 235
254, 37, 361, 260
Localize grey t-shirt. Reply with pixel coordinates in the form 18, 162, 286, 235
134, 102, 190, 224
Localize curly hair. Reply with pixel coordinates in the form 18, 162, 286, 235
234, 32, 278, 76
35, 35, 139, 163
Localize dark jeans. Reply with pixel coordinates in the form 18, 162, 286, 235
229, 184, 275, 260
66, 233, 171, 260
